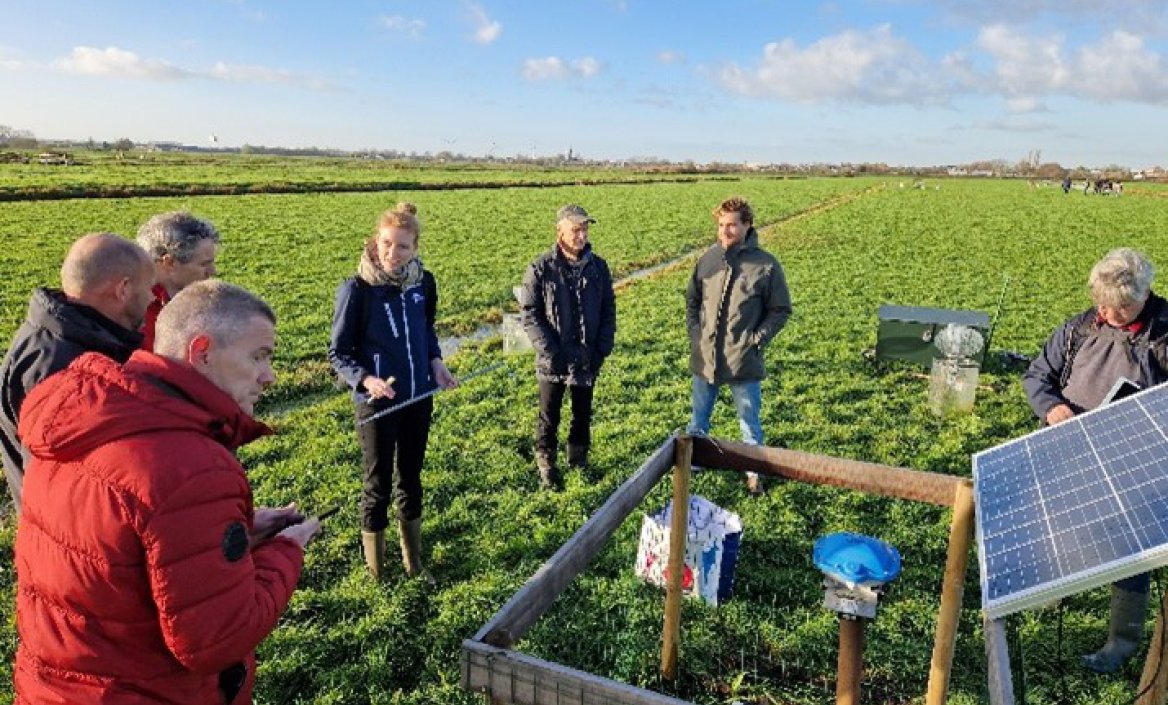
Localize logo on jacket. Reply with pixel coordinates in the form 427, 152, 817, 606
412, 291, 425, 305
222, 522, 248, 562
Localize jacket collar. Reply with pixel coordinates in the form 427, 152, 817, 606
27, 287, 143, 355
721, 228, 759, 259
19, 350, 271, 463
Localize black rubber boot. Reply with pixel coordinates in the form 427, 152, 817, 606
1083, 586, 1149, 673
536, 452, 563, 491
566, 444, 589, 470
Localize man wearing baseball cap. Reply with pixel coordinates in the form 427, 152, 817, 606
519, 205, 616, 490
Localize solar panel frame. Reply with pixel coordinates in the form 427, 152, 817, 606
974, 382, 1168, 619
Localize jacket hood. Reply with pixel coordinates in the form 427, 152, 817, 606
26, 287, 143, 355
19, 350, 271, 463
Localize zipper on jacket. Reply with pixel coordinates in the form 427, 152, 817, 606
401, 292, 416, 397
384, 302, 399, 338
373, 352, 381, 379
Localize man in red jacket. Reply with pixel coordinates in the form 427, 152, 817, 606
14, 280, 320, 705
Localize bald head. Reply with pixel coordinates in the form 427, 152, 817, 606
59, 233, 155, 330
61, 233, 152, 297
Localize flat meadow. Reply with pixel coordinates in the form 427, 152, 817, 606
1, 163, 1167, 705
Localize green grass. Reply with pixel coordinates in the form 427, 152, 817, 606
3, 173, 1168, 704
0, 151, 748, 199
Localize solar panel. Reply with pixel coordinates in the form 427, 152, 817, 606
974, 382, 1168, 619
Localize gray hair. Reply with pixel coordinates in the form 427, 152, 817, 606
154, 280, 275, 357
136, 211, 221, 264
1089, 248, 1155, 308
60, 233, 151, 297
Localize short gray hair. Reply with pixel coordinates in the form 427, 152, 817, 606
154, 280, 275, 357
1089, 248, 1155, 308
136, 211, 221, 264
60, 233, 151, 297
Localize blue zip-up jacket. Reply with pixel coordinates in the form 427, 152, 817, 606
329, 271, 441, 405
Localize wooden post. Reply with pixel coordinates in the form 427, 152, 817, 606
837, 617, 865, 705
661, 436, 693, 680
984, 616, 1015, 705
1137, 588, 1168, 705
925, 480, 975, 705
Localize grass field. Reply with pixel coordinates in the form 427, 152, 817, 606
0, 151, 745, 200
2, 166, 1167, 704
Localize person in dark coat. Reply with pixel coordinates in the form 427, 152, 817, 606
329, 203, 456, 583
686, 197, 791, 495
520, 204, 616, 490
0, 233, 154, 513
1023, 247, 1168, 673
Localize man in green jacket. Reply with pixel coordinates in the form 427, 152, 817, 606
685, 197, 792, 494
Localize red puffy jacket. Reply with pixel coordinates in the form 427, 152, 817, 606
14, 351, 304, 704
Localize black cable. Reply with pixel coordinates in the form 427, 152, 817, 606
1009, 614, 1028, 705
1133, 573, 1166, 703
1057, 599, 1068, 704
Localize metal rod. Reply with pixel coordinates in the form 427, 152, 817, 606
837, 617, 865, 705
358, 362, 504, 426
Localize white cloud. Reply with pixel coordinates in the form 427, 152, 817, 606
207, 62, 338, 92
1005, 96, 1047, 113
573, 56, 601, 78
381, 14, 426, 39
719, 25, 947, 105
973, 26, 1168, 104
1072, 31, 1168, 101
973, 116, 1056, 132
523, 57, 568, 81
55, 46, 191, 81
0, 46, 27, 70
976, 25, 1069, 96
657, 50, 686, 65
52, 46, 338, 92
523, 56, 602, 81
467, 3, 502, 44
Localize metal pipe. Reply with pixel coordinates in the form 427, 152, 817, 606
837, 617, 865, 705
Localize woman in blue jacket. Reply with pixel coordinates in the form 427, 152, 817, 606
329, 203, 456, 583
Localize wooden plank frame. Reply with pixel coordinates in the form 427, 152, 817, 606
462, 434, 975, 705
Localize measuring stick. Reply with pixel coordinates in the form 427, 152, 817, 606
357, 362, 505, 426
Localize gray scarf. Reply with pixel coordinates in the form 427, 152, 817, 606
358, 245, 424, 289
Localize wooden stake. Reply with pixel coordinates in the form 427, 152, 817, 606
661, 436, 693, 680
926, 480, 975, 705
1137, 588, 1168, 705
837, 617, 865, 705
984, 616, 1015, 705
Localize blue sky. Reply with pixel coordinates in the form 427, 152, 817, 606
2, 0, 1167, 166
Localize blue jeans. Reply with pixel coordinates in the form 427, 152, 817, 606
688, 376, 764, 448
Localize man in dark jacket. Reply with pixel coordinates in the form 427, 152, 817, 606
520, 204, 616, 490
0, 233, 155, 512
686, 197, 791, 495
1023, 247, 1168, 673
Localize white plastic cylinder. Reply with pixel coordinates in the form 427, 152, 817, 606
929, 357, 979, 416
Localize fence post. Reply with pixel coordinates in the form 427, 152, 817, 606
661, 436, 693, 680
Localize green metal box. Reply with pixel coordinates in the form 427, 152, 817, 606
875, 304, 991, 367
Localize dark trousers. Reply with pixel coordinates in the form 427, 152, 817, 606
536, 381, 594, 458
354, 396, 433, 531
